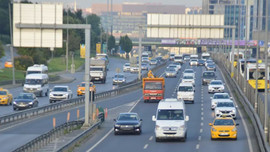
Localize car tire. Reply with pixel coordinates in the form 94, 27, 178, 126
211, 137, 214, 140
114, 131, 118, 135
13, 107, 17, 111
233, 137, 237, 140
137, 130, 141, 135
155, 137, 161, 142
45, 90, 49, 96
40, 91, 43, 97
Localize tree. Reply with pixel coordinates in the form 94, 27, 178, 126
85, 14, 102, 50
108, 35, 116, 53
0, 41, 4, 58
119, 35, 133, 56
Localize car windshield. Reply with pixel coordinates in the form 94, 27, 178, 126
211, 81, 222, 85
27, 71, 41, 74
53, 87, 67, 92
115, 74, 124, 78
217, 102, 234, 107
185, 70, 194, 73
191, 59, 197, 61
157, 109, 184, 120
17, 94, 34, 99
175, 56, 182, 59
213, 94, 229, 99
151, 59, 156, 62
166, 68, 176, 72
118, 114, 138, 121
199, 59, 204, 62
173, 63, 180, 66
144, 82, 162, 90
124, 63, 130, 66
208, 63, 215, 66
179, 86, 193, 91
214, 119, 234, 126
90, 68, 103, 71
25, 79, 42, 85
0, 91, 7, 95
169, 65, 177, 68
183, 76, 193, 79
203, 72, 215, 78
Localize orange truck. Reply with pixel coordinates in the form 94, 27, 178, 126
142, 71, 165, 103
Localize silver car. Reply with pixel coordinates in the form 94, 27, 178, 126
165, 68, 177, 78
113, 73, 126, 85
123, 63, 131, 72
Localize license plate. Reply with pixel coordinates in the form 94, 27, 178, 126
220, 133, 228, 135
151, 97, 156, 99
95, 78, 99, 80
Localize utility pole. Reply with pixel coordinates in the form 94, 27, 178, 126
100, 24, 102, 52
264, 0, 269, 139
231, 28, 236, 78
66, 8, 69, 72
9, 1, 15, 85
138, 25, 142, 80
106, 0, 109, 54
243, 0, 249, 93
111, 0, 113, 35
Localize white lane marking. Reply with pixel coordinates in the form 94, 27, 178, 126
149, 136, 153, 141
201, 107, 203, 111
198, 136, 201, 141
143, 144, 148, 149
86, 97, 143, 152
201, 117, 204, 121
217, 65, 253, 152
200, 129, 203, 133
201, 122, 204, 126
201, 112, 204, 115
196, 144, 200, 149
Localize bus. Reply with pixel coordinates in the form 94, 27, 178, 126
246, 63, 269, 90
238, 58, 256, 77
229, 52, 244, 67
201, 53, 210, 61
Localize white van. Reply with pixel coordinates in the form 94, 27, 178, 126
23, 74, 49, 97
152, 98, 189, 142
174, 55, 184, 64
177, 83, 195, 104
190, 54, 198, 60
26, 64, 48, 75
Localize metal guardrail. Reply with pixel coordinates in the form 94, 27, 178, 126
0, 61, 167, 127
13, 112, 104, 152
212, 53, 270, 152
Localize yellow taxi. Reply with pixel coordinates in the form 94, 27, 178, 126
4, 61, 13, 68
77, 82, 96, 96
209, 116, 239, 140
0, 88, 13, 105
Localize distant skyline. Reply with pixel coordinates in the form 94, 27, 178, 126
27, 0, 202, 9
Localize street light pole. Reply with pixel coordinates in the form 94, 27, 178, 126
264, 0, 269, 138
66, 8, 69, 72
138, 25, 142, 80
100, 24, 102, 52
243, 0, 249, 93
9, 1, 15, 85
231, 28, 236, 78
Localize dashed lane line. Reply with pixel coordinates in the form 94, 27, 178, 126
149, 136, 153, 141
143, 144, 148, 149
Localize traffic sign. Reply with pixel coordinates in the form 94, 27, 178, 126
96, 43, 101, 54
80, 44, 85, 58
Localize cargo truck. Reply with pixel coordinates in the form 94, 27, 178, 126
143, 71, 165, 103
90, 59, 107, 83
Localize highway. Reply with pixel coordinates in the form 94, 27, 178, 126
74, 61, 252, 152
0, 58, 159, 152
0, 57, 151, 116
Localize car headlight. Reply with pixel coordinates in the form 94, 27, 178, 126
13, 101, 17, 104
232, 127, 237, 132
29, 101, 34, 105
155, 125, 161, 130
63, 94, 68, 97
37, 87, 42, 90
178, 125, 185, 130
232, 109, 236, 113
212, 128, 217, 132
135, 124, 140, 128
114, 124, 120, 127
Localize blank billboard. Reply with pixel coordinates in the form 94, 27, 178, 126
13, 3, 63, 48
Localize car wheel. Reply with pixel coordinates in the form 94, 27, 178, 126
114, 131, 118, 135
155, 137, 161, 142
45, 90, 49, 96
49, 100, 53, 103
137, 130, 141, 135
211, 137, 214, 140
13, 107, 17, 111
233, 137, 237, 140
40, 91, 43, 97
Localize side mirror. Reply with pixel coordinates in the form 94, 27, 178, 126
230, 97, 233, 100
210, 97, 213, 99
235, 105, 238, 108
113, 119, 116, 121
152, 115, 156, 121
236, 123, 239, 126
50, 89, 52, 92
14, 97, 17, 99
185, 116, 189, 121
209, 123, 213, 126
140, 119, 143, 121
223, 83, 226, 85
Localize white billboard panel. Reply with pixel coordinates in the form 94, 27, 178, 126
13, 3, 63, 48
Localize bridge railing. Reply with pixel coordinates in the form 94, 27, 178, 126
213, 52, 270, 151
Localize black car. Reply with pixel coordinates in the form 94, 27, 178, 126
13, 93, 39, 110
206, 63, 216, 71
198, 59, 205, 66
114, 113, 142, 135
202, 71, 216, 85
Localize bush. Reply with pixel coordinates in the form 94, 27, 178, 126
14, 56, 34, 71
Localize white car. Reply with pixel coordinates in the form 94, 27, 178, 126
215, 100, 237, 119
172, 62, 181, 71
177, 83, 195, 103
189, 59, 198, 66
183, 69, 195, 77
168, 64, 179, 73
49, 86, 73, 103
205, 59, 214, 67
211, 93, 233, 110
130, 65, 139, 73
181, 74, 195, 86
208, 80, 225, 93
123, 63, 130, 72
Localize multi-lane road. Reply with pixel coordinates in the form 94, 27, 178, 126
74, 61, 255, 152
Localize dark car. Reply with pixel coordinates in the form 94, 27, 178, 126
155, 56, 163, 63
198, 59, 205, 66
202, 71, 216, 85
114, 113, 142, 135
206, 63, 216, 71
13, 93, 39, 110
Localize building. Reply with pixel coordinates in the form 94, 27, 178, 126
185, 7, 202, 14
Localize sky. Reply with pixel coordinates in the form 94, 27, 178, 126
28, 0, 201, 9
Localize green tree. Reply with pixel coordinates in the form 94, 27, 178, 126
85, 14, 101, 50
119, 35, 133, 56
108, 35, 115, 53
0, 41, 5, 58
